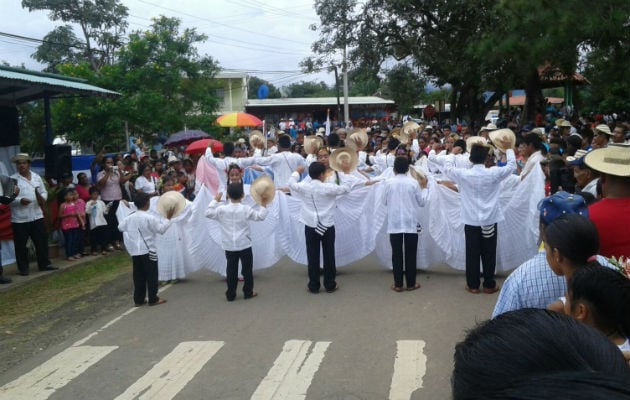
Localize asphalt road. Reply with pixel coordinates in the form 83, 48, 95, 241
0, 255, 503, 400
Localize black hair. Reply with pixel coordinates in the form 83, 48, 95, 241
568, 264, 630, 339
134, 192, 151, 210
453, 139, 466, 151
278, 135, 291, 149
452, 308, 630, 400
308, 161, 326, 179
393, 156, 410, 174
469, 144, 489, 164
182, 159, 193, 167
139, 164, 151, 175
543, 214, 600, 266
387, 138, 400, 150
522, 132, 543, 150
327, 133, 340, 147
574, 191, 596, 205
226, 183, 244, 200
223, 142, 235, 156
88, 186, 101, 195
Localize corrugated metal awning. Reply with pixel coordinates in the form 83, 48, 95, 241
0, 65, 120, 106
247, 96, 394, 107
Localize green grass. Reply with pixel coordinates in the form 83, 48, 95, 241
0, 253, 131, 329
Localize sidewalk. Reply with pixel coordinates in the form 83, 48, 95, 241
0, 250, 125, 293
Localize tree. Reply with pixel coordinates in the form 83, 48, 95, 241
248, 76, 281, 99
380, 64, 424, 115
49, 16, 221, 149
22, 0, 128, 71
284, 81, 335, 98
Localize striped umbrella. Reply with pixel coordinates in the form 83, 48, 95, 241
216, 112, 263, 127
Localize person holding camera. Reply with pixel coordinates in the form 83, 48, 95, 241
97, 156, 132, 251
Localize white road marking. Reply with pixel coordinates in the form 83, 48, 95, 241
388, 340, 427, 400
251, 339, 330, 400
113, 340, 224, 400
0, 345, 118, 400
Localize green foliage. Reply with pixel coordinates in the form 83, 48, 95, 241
285, 81, 336, 98
381, 64, 425, 115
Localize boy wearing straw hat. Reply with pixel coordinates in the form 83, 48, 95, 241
443, 135, 516, 294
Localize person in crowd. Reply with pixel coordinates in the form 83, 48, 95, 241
612, 124, 628, 144
584, 145, 630, 258
75, 172, 92, 203
58, 187, 85, 261
97, 156, 132, 251
253, 135, 307, 187
0, 162, 19, 283
591, 124, 612, 149
118, 192, 173, 307
492, 192, 600, 318
519, 131, 545, 179
205, 183, 268, 301
134, 164, 158, 196
382, 156, 428, 292
287, 162, 351, 293
86, 186, 109, 255
564, 264, 630, 351
567, 150, 599, 197
9, 153, 57, 276
443, 135, 516, 294
452, 308, 630, 400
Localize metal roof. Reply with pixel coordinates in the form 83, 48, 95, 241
247, 96, 394, 107
0, 65, 120, 106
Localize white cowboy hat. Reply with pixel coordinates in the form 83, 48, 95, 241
250, 175, 276, 206
480, 123, 498, 132
12, 153, 32, 163
584, 144, 630, 177
156, 191, 187, 219
303, 135, 323, 155
594, 124, 612, 136
346, 129, 369, 151
489, 128, 516, 152
466, 136, 489, 153
329, 147, 359, 173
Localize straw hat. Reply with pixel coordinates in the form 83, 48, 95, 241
346, 129, 369, 151
12, 153, 32, 163
594, 124, 612, 136
584, 144, 630, 177
249, 130, 265, 148
303, 135, 323, 155
489, 128, 516, 152
466, 136, 489, 153
156, 191, 187, 219
391, 127, 409, 145
555, 119, 572, 128
409, 166, 426, 182
167, 155, 180, 164
249, 175, 276, 206
566, 149, 589, 166
329, 147, 359, 173
480, 123, 497, 132
402, 121, 420, 134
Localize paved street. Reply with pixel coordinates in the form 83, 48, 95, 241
0, 255, 503, 399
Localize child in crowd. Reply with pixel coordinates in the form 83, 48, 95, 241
85, 186, 109, 255
58, 187, 85, 261
118, 192, 173, 307
205, 183, 268, 301
73, 187, 88, 256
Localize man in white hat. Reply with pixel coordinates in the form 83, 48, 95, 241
584, 145, 630, 258
442, 137, 516, 294
591, 124, 612, 149
10, 153, 58, 276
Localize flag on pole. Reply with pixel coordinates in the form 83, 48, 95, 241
325, 109, 331, 136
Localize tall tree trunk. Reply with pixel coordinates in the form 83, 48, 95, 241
524, 69, 543, 127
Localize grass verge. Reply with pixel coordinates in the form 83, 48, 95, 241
0, 253, 131, 330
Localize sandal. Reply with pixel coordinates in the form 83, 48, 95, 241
149, 298, 167, 306
391, 285, 403, 293
406, 283, 421, 291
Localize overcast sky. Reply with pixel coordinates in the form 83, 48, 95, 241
0, 0, 337, 87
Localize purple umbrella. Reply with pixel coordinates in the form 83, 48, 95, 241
164, 130, 210, 146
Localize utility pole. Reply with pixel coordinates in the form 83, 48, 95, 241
342, 45, 350, 128
334, 65, 341, 123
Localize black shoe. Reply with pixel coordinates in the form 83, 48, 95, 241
326, 284, 339, 293
0, 276, 11, 284
39, 265, 59, 271
18, 271, 29, 276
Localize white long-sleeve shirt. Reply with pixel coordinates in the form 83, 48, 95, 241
85, 199, 108, 228
204, 148, 256, 189
382, 174, 428, 234
287, 172, 350, 228
443, 149, 516, 226
118, 210, 171, 256
10, 171, 47, 223
254, 151, 306, 188
205, 200, 268, 251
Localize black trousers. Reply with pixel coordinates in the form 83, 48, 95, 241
104, 200, 122, 245
132, 254, 159, 305
12, 218, 51, 273
464, 224, 498, 289
225, 247, 254, 300
389, 232, 418, 288
90, 226, 107, 253
305, 225, 336, 292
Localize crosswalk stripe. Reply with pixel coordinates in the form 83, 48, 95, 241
0, 345, 118, 400
113, 341, 224, 400
388, 340, 427, 400
251, 340, 330, 400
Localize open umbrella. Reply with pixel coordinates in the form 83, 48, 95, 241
164, 130, 210, 146
216, 112, 262, 127
184, 138, 223, 155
